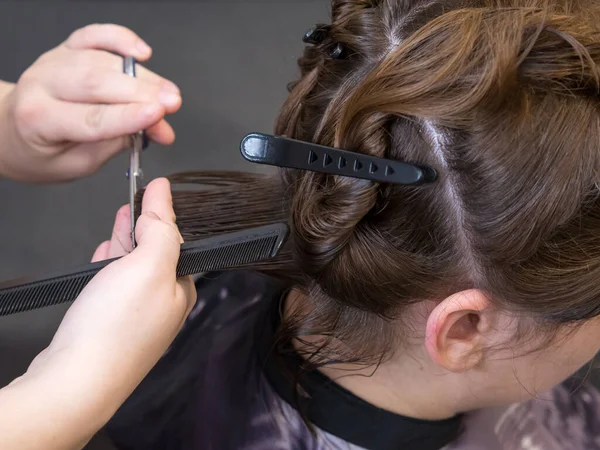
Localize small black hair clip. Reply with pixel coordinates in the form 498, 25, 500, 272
240, 133, 437, 185
302, 24, 329, 45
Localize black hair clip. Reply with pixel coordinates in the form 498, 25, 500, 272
240, 133, 437, 185
302, 24, 329, 45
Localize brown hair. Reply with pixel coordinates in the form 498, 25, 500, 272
157, 0, 600, 364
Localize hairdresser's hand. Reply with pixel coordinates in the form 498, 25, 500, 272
38, 177, 196, 386
0, 24, 182, 183
0, 179, 195, 450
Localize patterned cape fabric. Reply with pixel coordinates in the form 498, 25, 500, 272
104, 271, 600, 450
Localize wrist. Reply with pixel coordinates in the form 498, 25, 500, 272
0, 350, 120, 450
23, 347, 125, 430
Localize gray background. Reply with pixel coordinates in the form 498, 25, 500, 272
0, 1, 327, 447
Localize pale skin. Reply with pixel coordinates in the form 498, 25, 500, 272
0, 23, 181, 183
287, 289, 600, 420
0, 24, 196, 449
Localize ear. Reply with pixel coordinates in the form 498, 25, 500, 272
425, 289, 495, 372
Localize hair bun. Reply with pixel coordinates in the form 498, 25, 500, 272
290, 172, 377, 280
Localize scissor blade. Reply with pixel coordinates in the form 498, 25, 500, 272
129, 132, 144, 248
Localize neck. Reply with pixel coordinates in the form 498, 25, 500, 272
283, 289, 475, 421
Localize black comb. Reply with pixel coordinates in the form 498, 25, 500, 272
0, 223, 289, 317
240, 133, 437, 185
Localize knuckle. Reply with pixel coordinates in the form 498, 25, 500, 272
69, 23, 101, 45
138, 211, 159, 223
65, 29, 80, 45
31, 48, 55, 66
84, 105, 105, 135
67, 26, 87, 46
13, 96, 44, 133
67, 23, 137, 50
157, 220, 181, 241
16, 67, 35, 87
139, 214, 180, 241
80, 67, 105, 92
103, 23, 137, 42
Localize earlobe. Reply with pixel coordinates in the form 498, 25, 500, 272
425, 289, 493, 372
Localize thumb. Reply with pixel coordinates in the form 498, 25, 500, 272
133, 178, 182, 270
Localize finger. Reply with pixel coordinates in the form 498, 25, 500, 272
67, 137, 129, 173
50, 120, 173, 178
110, 57, 179, 91
71, 117, 174, 161
59, 49, 179, 92
64, 24, 152, 61
141, 178, 176, 225
91, 241, 110, 262
134, 179, 181, 267
146, 119, 176, 145
106, 54, 177, 88
137, 65, 178, 90
67, 118, 174, 165
39, 100, 165, 143
108, 204, 134, 258
46, 66, 181, 113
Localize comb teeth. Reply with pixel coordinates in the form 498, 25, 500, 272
175, 235, 278, 276
0, 272, 97, 316
0, 224, 288, 317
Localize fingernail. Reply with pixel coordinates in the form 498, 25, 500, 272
158, 91, 181, 108
136, 40, 152, 57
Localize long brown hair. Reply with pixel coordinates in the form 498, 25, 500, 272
149, 0, 600, 365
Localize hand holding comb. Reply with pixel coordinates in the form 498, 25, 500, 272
0, 224, 289, 317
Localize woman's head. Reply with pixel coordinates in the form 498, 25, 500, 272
167, 0, 600, 412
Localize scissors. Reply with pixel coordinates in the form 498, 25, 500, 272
123, 56, 145, 249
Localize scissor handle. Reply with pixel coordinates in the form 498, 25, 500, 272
122, 56, 148, 150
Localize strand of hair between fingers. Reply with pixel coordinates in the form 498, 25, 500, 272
424, 120, 481, 283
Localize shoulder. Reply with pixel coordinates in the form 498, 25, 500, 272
447, 380, 600, 450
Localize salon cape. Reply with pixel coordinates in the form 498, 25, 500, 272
104, 271, 600, 450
